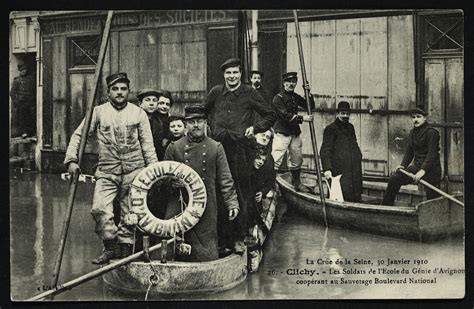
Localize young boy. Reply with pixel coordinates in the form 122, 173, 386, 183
137, 88, 164, 158
167, 115, 186, 144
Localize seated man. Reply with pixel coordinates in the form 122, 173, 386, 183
382, 106, 441, 205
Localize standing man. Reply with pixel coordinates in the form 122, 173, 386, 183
250, 70, 272, 104
382, 106, 441, 205
164, 104, 240, 262
64, 72, 158, 264
271, 72, 314, 193
204, 57, 276, 253
319, 101, 362, 202
10, 62, 36, 137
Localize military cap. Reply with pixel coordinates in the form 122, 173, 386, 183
410, 105, 427, 116
168, 115, 185, 123
106, 72, 130, 88
337, 101, 351, 112
220, 58, 241, 71
250, 70, 264, 77
17, 63, 27, 71
282, 72, 298, 81
185, 104, 207, 120
137, 88, 162, 101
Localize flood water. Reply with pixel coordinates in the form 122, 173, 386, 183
10, 170, 465, 301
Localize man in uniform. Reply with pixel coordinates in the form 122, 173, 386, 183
382, 106, 441, 205
64, 72, 158, 264
164, 104, 239, 262
10, 62, 36, 137
204, 57, 276, 253
320, 101, 363, 202
271, 72, 314, 193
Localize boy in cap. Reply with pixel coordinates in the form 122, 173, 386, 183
320, 101, 363, 202
271, 72, 314, 193
204, 57, 276, 253
381, 106, 441, 205
164, 104, 239, 262
64, 72, 158, 264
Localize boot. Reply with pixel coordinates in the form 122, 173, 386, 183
120, 243, 134, 258
92, 239, 119, 265
291, 169, 311, 193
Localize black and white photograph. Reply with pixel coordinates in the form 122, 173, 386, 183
8, 9, 466, 302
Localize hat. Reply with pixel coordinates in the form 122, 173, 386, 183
250, 70, 264, 77
18, 63, 27, 71
184, 104, 206, 120
410, 105, 427, 116
168, 115, 185, 123
282, 72, 297, 81
337, 101, 351, 112
220, 58, 241, 71
137, 88, 162, 101
106, 72, 130, 87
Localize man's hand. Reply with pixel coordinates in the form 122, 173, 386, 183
67, 162, 81, 178
162, 138, 169, 147
245, 126, 255, 138
396, 165, 405, 172
413, 169, 426, 182
302, 115, 313, 122
229, 208, 239, 221
255, 192, 263, 203
302, 82, 311, 92
324, 170, 332, 179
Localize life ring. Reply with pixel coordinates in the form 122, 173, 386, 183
129, 161, 207, 237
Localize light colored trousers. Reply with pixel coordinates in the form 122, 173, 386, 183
91, 168, 141, 244
271, 133, 303, 170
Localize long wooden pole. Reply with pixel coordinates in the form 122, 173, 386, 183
292, 10, 328, 227
51, 11, 115, 292
399, 168, 464, 207
28, 239, 174, 301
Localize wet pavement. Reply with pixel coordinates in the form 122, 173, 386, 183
10, 171, 464, 301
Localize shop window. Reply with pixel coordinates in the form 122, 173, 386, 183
69, 35, 100, 67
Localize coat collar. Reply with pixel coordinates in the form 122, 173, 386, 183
223, 83, 243, 96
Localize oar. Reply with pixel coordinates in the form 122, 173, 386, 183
292, 10, 328, 227
50, 11, 115, 296
28, 238, 175, 301
399, 168, 464, 207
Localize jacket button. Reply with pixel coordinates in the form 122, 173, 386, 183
185, 159, 189, 163
203, 153, 206, 156
184, 152, 188, 155
202, 168, 206, 172
202, 160, 206, 163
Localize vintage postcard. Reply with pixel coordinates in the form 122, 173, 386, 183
9, 9, 465, 302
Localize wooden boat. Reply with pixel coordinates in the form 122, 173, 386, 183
102, 188, 279, 296
103, 252, 248, 296
277, 172, 464, 241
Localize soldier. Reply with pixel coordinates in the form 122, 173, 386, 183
271, 72, 314, 193
382, 106, 441, 205
319, 101, 363, 202
204, 57, 276, 253
64, 72, 158, 264
164, 104, 240, 262
10, 62, 36, 137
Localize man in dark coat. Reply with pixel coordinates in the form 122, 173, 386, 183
203, 57, 276, 253
250, 70, 272, 105
271, 72, 314, 193
320, 101, 363, 202
382, 106, 441, 205
164, 104, 240, 262
10, 62, 36, 137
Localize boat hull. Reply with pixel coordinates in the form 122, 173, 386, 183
103, 252, 248, 295
277, 173, 463, 241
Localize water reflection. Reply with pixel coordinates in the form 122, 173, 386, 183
10, 172, 465, 301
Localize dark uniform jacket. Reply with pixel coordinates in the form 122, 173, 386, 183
204, 84, 276, 144
400, 123, 441, 177
147, 112, 170, 160
271, 90, 313, 136
10, 74, 36, 136
320, 118, 363, 202
164, 135, 239, 262
252, 85, 272, 125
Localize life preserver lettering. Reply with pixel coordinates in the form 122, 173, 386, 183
129, 161, 207, 237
